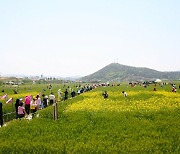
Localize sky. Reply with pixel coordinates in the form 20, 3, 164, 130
0, 0, 180, 77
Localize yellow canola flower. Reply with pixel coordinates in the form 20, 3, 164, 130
65, 91, 180, 113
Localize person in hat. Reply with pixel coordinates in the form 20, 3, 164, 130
57, 89, 62, 102
30, 96, 37, 115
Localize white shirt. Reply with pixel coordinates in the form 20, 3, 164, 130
57, 91, 61, 97
36, 98, 41, 105
124, 92, 128, 97
49, 94, 55, 100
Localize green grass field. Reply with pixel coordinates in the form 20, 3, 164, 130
0, 83, 180, 153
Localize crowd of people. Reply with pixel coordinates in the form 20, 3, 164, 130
1, 82, 179, 122
13, 84, 97, 119
14, 93, 55, 119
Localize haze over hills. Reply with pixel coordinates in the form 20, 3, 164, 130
81, 63, 180, 82
1, 63, 180, 82
0, 73, 82, 81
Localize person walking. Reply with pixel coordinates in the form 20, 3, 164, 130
24, 96, 31, 115
36, 94, 41, 110
71, 90, 76, 98
57, 89, 62, 102
15, 99, 20, 119
64, 89, 68, 100
49, 92, 55, 105
42, 95, 48, 108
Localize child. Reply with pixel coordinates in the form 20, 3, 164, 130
18, 100, 26, 118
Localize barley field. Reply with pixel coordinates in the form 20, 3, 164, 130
0, 83, 180, 153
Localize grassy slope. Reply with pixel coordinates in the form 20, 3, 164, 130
0, 84, 78, 120
0, 85, 180, 153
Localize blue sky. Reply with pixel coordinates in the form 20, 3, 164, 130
0, 0, 180, 77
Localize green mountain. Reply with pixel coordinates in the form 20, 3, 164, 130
81, 63, 180, 82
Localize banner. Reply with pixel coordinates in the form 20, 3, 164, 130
6, 98, 13, 104
1, 94, 8, 100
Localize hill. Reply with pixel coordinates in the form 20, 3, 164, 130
81, 63, 180, 82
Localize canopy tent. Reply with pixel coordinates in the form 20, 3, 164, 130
155, 79, 162, 83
